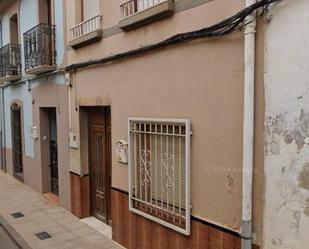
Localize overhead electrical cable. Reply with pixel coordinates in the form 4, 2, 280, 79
66, 0, 281, 72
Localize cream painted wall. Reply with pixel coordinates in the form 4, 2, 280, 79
66, 0, 272, 245
67, 0, 249, 232
264, 0, 309, 248
70, 33, 246, 232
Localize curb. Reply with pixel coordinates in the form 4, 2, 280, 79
0, 215, 32, 249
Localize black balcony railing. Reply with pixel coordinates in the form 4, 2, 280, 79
23, 23, 56, 71
0, 43, 21, 79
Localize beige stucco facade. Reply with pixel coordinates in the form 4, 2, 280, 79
66, 0, 266, 246
0, 1, 307, 249
31, 82, 71, 210
0, 0, 281, 247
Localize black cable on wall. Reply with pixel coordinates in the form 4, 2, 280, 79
66, 0, 281, 72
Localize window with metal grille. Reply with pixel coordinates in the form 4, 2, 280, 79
128, 118, 191, 235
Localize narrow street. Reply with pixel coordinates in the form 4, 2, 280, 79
0, 226, 19, 249
0, 171, 121, 249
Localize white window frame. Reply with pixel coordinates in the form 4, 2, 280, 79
128, 117, 191, 235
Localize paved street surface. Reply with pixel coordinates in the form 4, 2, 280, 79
0, 171, 122, 249
0, 226, 19, 249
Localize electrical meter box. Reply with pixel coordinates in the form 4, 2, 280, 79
69, 132, 80, 149
30, 126, 38, 140
116, 140, 128, 164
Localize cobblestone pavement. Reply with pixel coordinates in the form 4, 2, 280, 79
0, 171, 122, 249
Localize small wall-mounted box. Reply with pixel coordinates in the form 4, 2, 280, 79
116, 140, 128, 164
65, 73, 71, 86
29, 126, 38, 140
69, 132, 80, 149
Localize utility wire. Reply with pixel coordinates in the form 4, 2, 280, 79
66, 0, 281, 72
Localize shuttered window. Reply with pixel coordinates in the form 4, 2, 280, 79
128, 118, 191, 235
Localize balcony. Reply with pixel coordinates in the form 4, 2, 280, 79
119, 0, 174, 31
69, 15, 102, 49
0, 44, 22, 84
24, 23, 56, 75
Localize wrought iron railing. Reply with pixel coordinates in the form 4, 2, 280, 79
120, 0, 167, 18
23, 23, 56, 71
70, 15, 102, 40
0, 43, 21, 79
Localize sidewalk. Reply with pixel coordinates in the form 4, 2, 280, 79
0, 171, 122, 249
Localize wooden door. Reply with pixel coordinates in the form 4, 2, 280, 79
10, 14, 18, 44
49, 108, 58, 195
89, 107, 111, 224
38, 0, 53, 65
47, 0, 52, 25
39, 0, 52, 24
11, 104, 23, 181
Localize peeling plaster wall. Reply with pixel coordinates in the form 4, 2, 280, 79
264, 0, 309, 248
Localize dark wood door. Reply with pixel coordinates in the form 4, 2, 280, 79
89, 107, 111, 224
11, 104, 23, 181
39, 0, 52, 24
49, 108, 58, 195
50, 140, 58, 195
47, 0, 52, 25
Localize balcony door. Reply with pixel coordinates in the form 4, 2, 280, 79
11, 103, 23, 181
38, 0, 54, 67
10, 14, 18, 44
82, 0, 100, 21
137, 0, 160, 12
39, 0, 53, 25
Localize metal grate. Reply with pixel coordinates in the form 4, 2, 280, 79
70, 15, 102, 40
128, 118, 191, 235
35, 232, 51, 240
0, 43, 21, 79
120, 0, 168, 18
11, 212, 24, 219
23, 23, 56, 71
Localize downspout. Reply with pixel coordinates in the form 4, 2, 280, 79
242, 1, 256, 249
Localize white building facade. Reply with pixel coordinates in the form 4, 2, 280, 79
264, 0, 309, 248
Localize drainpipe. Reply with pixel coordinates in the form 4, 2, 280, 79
242, 1, 256, 249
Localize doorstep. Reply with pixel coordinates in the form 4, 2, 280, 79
82, 217, 112, 239
43, 192, 59, 206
